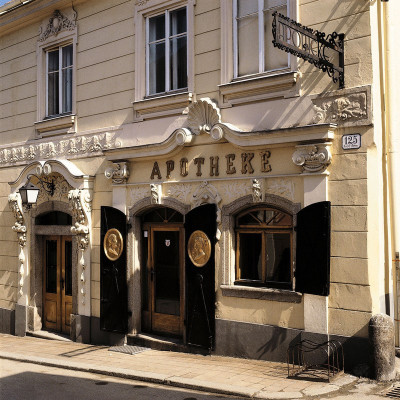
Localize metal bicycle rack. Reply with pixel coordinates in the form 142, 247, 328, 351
287, 339, 344, 382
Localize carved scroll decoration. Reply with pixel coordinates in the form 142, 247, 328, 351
192, 181, 222, 240
8, 193, 26, 296
292, 144, 332, 172
312, 91, 368, 126
68, 189, 91, 304
39, 9, 77, 42
105, 162, 130, 184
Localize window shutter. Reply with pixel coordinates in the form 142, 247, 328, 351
295, 201, 331, 296
100, 206, 128, 332
185, 204, 217, 350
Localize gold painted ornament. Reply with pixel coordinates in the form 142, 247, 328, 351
104, 228, 123, 261
188, 230, 211, 267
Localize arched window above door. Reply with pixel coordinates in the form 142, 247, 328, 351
36, 211, 72, 226
142, 207, 183, 224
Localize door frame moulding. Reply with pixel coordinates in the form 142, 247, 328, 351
8, 159, 94, 335
127, 197, 189, 336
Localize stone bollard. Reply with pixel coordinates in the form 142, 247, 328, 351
369, 313, 396, 381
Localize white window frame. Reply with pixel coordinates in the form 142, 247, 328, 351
233, 0, 290, 78
45, 44, 74, 117
36, 12, 77, 138
133, 0, 195, 122
145, 7, 188, 96
219, 0, 299, 107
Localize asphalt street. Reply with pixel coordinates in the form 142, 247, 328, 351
0, 359, 397, 400
0, 359, 245, 400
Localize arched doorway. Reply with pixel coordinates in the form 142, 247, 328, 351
35, 210, 75, 335
141, 207, 184, 337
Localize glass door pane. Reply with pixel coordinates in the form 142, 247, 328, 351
64, 240, 72, 296
46, 240, 58, 293
153, 230, 180, 316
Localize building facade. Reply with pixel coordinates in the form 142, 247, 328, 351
1, 0, 399, 369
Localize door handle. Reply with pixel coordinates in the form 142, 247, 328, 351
60, 277, 64, 290
150, 270, 155, 282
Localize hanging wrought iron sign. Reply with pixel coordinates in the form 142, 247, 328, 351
272, 12, 344, 88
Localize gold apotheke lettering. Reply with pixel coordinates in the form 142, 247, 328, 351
150, 151, 271, 180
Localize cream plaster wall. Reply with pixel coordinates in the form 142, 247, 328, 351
0, 168, 23, 311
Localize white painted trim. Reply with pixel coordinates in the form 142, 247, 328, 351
36, 11, 77, 138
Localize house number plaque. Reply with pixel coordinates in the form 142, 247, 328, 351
104, 228, 123, 261
188, 230, 211, 268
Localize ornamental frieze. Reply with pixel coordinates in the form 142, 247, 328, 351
0, 132, 117, 167
311, 86, 371, 127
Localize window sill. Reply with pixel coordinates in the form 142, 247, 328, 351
133, 91, 194, 122
35, 114, 76, 138
218, 71, 300, 108
220, 284, 302, 303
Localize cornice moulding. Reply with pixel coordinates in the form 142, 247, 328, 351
105, 123, 336, 162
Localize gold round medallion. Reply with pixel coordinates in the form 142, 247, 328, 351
188, 230, 211, 267
104, 228, 123, 261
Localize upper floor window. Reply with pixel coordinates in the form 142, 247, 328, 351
46, 44, 73, 117
235, 206, 293, 289
233, 0, 289, 78
146, 7, 188, 96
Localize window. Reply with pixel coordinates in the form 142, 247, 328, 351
146, 7, 188, 96
234, 0, 289, 78
235, 206, 293, 289
46, 44, 73, 117
36, 9, 77, 137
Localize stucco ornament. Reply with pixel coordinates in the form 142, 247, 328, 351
0, 132, 117, 167
186, 98, 222, 136
8, 193, 26, 296
68, 189, 91, 250
292, 144, 332, 172
39, 9, 77, 42
166, 184, 192, 203
192, 181, 222, 240
150, 183, 162, 204
267, 179, 295, 202
68, 188, 91, 304
252, 179, 262, 202
105, 162, 130, 184
312, 93, 367, 124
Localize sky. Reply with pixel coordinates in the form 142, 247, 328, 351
0, 0, 10, 6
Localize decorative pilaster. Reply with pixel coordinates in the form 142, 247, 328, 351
68, 189, 91, 305
292, 144, 332, 173
105, 161, 130, 184
8, 193, 26, 297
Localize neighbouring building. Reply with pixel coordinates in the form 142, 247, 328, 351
0, 0, 399, 370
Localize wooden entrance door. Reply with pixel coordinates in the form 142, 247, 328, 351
147, 227, 184, 336
43, 236, 73, 334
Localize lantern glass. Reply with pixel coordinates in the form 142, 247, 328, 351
19, 181, 40, 206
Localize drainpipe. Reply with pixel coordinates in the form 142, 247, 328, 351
380, 0, 400, 344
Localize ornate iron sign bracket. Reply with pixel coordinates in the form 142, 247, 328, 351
272, 12, 344, 88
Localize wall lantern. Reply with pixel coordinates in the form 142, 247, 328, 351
19, 174, 55, 209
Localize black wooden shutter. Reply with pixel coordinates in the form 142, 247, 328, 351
295, 201, 331, 296
100, 206, 128, 332
185, 204, 217, 350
